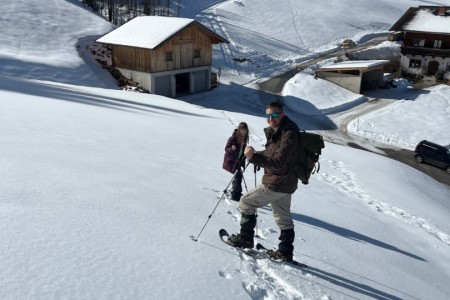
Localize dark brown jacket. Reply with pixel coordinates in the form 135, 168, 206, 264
250, 116, 299, 194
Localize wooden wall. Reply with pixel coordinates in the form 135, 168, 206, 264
403, 32, 450, 48
111, 23, 213, 74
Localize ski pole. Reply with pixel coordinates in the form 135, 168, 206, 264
224, 157, 247, 195
193, 161, 251, 242
242, 173, 249, 192
253, 164, 260, 239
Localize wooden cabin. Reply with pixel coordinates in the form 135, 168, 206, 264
97, 16, 229, 97
390, 6, 450, 77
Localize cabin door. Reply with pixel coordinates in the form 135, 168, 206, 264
427, 61, 439, 76
175, 72, 190, 96
179, 43, 192, 69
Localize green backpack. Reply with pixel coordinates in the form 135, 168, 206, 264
295, 131, 325, 185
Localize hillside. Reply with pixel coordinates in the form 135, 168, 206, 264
1, 0, 450, 299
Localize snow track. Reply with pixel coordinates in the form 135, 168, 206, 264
320, 160, 450, 246
218, 242, 327, 300
240, 258, 305, 300
287, 0, 307, 49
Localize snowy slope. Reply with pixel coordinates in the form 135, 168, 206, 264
2, 74, 450, 300
0, 0, 114, 87
194, 0, 450, 81
1, 0, 450, 299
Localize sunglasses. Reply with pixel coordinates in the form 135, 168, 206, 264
265, 112, 281, 119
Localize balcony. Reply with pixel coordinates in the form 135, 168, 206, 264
400, 46, 450, 57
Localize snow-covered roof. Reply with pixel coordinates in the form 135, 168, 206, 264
390, 6, 450, 34
97, 16, 215, 49
404, 9, 450, 34
318, 60, 390, 70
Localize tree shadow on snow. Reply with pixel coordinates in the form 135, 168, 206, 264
0, 75, 212, 119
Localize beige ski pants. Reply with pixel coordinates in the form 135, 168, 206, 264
239, 184, 294, 231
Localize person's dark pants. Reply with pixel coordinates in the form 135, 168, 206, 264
231, 169, 243, 198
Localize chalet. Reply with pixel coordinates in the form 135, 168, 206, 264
390, 6, 450, 77
315, 60, 390, 94
96, 16, 229, 97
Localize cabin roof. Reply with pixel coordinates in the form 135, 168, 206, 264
390, 6, 450, 34
97, 16, 229, 49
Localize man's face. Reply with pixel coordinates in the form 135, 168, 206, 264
266, 107, 284, 129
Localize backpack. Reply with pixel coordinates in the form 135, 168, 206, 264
295, 131, 325, 185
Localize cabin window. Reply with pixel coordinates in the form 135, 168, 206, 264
194, 49, 201, 58
434, 40, 442, 48
165, 51, 173, 62
412, 39, 425, 47
409, 59, 422, 69
447, 63, 450, 72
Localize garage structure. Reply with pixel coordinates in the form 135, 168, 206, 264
315, 60, 390, 94
97, 16, 229, 98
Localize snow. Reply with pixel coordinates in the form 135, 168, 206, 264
1, 0, 450, 299
351, 41, 402, 60
317, 60, 390, 70
282, 73, 366, 114
0, 0, 115, 88
348, 85, 450, 150
404, 8, 450, 34
282, 73, 450, 150
97, 16, 194, 49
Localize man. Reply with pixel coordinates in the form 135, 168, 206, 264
228, 102, 300, 262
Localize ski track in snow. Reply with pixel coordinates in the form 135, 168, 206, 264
217, 247, 327, 300
222, 110, 241, 129
209, 3, 242, 73
320, 160, 450, 246
287, 0, 307, 49
239, 256, 305, 300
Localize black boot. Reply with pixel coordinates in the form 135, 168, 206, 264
228, 214, 256, 248
268, 228, 295, 262
230, 192, 242, 201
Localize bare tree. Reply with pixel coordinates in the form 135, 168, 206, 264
143, 0, 150, 15
106, 0, 114, 23
83, 0, 179, 24
176, 0, 182, 17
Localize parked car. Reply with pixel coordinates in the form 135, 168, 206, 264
414, 140, 450, 173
